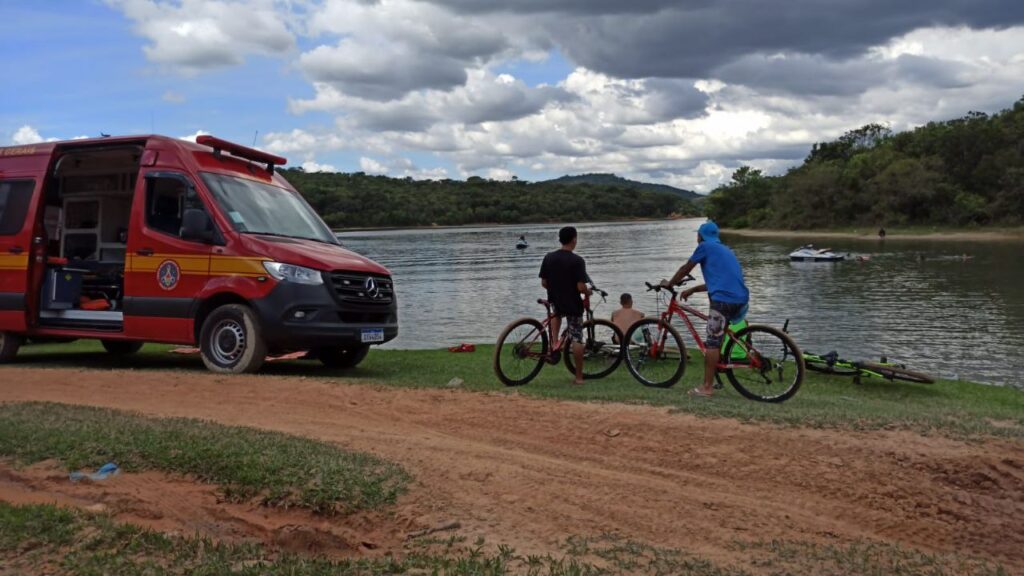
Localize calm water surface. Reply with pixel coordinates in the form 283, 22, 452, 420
339, 219, 1024, 387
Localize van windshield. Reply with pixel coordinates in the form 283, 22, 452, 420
200, 172, 337, 244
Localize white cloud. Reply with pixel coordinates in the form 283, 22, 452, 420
358, 155, 448, 179
178, 129, 210, 142
162, 90, 186, 104
97, 0, 1024, 190
359, 156, 389, 175
300, 160, 337, 173
11, 125, 49, 145
106, 0, 295, 72
485, 168, 515, 181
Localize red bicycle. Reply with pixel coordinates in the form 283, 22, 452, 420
493, 283, 623, 386
622, 276, 804, 402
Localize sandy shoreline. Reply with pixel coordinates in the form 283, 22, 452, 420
722, 227, 1024, 242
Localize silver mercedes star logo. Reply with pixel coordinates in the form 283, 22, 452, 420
364, 277, 380, 299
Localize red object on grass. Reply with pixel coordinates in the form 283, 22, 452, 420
447, 343, 476, 353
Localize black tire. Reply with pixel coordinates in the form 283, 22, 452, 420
0, 332, 23, 363
859, 362, 935, 384
564, 319, 624, 380
101, 340, 144, 355
494, 318, 547, 386
723, 324, 804, 403
315, 344, 370, 369
199, 304, 267, 374
623, 318, 686, 388
805, 356, 859, 377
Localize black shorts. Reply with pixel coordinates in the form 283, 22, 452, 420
706, 300, 747, 348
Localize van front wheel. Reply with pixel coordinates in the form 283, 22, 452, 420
315, 344, 370, 369
0, 332, 23, 363
199, 304, 267, 374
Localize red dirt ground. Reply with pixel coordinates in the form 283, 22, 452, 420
1, 367, 1022, 569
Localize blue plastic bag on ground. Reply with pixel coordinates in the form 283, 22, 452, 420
69, 462, 119, 482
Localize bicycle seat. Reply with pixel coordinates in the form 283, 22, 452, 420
537, 298, 550, 307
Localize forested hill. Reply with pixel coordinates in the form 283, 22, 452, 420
544, 173, 701, 200
706, 96, 1024, 229
282, 170, 698, 229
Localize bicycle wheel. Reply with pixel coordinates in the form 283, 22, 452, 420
723, 324, 804, 403
858, 362, 935, 384
804, 355, 860, 377
564, 319, 624, 380
494, 318, 548, 386
623, 318, 686, 388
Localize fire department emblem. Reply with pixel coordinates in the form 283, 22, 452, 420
157, 260, 181, 291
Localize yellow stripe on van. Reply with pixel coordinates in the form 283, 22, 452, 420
122, 253, 268, 278
210, 256, 268, 277
128, 254, 210, 274
0, 254, 29, 270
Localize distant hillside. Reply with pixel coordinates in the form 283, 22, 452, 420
281, 169, 698, 228
545, 173, 701, 200
706, 96, 1024, 229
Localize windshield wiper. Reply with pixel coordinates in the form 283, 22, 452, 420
243, 231, 337, 245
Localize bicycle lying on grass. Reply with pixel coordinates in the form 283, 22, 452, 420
622, 277, 805, 402
802, 349, 936, 384
494, 282, 623, 386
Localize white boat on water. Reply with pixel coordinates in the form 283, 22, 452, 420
789, 244, 846, 262
515, 239, 529, 249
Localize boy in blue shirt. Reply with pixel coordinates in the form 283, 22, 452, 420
660, 221, 749, 397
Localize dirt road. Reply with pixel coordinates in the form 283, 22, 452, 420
1, 367, 1022, 569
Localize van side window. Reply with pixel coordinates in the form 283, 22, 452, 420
144, 175, 207, 239
0, 180, 34, 235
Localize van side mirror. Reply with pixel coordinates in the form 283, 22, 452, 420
181, 208, 214, 243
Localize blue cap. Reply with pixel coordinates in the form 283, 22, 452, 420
698, 221, 720, 243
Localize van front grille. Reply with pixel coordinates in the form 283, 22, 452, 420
328, 271, 394, 305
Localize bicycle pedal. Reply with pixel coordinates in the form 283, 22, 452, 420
546, 350, 562, 365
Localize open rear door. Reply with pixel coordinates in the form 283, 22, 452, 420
0, 178, 40, 331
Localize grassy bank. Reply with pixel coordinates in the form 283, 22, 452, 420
1, 502, 1007, 575
8, 341, 1024, 439
0, 402, 407, 514
721, 226, 1024, 242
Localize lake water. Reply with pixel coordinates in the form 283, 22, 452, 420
338, 219, 1024, 387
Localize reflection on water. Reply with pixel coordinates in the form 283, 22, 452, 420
338, 219, 1024, 387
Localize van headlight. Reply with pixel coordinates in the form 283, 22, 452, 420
263, 262, 324, 285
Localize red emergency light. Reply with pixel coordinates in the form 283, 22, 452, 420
196, 135, 287, 173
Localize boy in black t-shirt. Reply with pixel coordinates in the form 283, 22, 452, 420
538, 226, 591, 385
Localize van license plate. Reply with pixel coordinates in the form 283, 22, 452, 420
361, 329, 385, 343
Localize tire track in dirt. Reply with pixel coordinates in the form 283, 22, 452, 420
1, 367, 1021, 569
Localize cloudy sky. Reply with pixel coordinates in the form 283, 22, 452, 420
3, 1, 1023, 191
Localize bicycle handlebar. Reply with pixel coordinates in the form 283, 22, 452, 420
644, 274, 696, 297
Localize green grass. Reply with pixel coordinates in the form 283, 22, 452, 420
0, 503, 1009, 575
7, 340, 1024, 439
0, 402, 408, 514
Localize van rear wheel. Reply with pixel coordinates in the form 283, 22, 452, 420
101, 340, 144, 355
315, 344, 370, 369
199, 304, 267, 374
0, 332, 23, 362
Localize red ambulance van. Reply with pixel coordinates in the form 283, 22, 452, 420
0, 135, 397, 373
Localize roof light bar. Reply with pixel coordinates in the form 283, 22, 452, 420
196, 135, 287, 173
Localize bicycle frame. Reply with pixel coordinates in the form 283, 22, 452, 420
648, 289, 762, 372
519, 290, 601, 358
804, 352, 895, 380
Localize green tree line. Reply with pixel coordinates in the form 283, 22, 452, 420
283, 170, 697, 228
706, 96, 1024, 229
